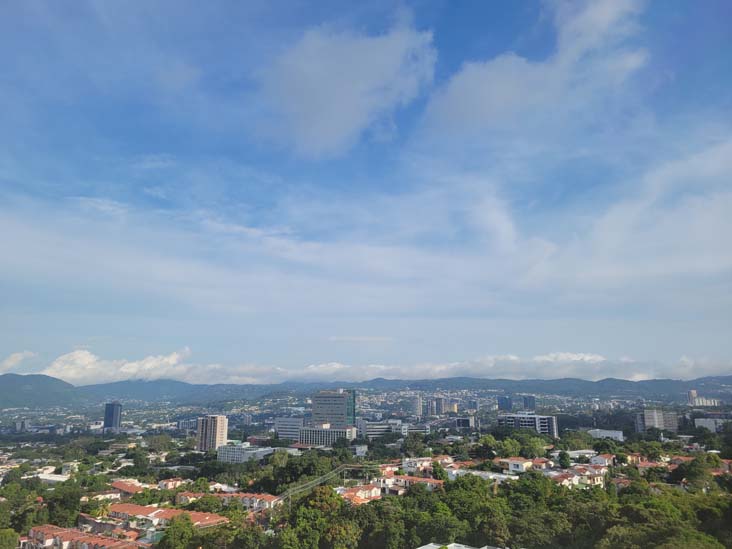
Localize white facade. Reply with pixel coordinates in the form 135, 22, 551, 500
216, 443, 274, 464
587, 428, 625, 442
298, 424, 357, 446
275, 417, 304, 440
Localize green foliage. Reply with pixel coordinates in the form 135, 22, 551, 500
0, 529, 19, 549
158, 514, 194, 549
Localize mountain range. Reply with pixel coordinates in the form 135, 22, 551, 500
1, 372, 731, 409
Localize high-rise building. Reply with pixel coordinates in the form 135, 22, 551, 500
434, 397, 447, 415
103, 402, 122, 433
197, 415, 228, 452
522, 395, 536, 410
497, 412, 559, 438
635, 409, 678, 433
411, 396, 423, 416
687, 389, 698, 405
497, 396, 513, 411
312, 389, 356, 428
275, 417, 304, 441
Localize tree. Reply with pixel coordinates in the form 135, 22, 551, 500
432, 462, 448, 481
0, 529, 19, 549
558, 450, 571, 469
158, 514, 194, 549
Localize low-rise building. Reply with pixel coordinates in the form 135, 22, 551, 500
298, 424, 357, 446
216, 443, 274, 464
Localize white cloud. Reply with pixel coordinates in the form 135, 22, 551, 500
422, 0, 646, 143
32, 347, 732, 385
259, 22, 435, 156
0, 351, 36, 373
39, 348, 294, 386
533, 352, 606, 363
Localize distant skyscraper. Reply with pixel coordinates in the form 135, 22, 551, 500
103, 402, 122, 433
312, 389, 356, 428
197, 415, 228, 452
434, 397, 446, 415
497, 396, 513, 411
523, 395, 536, 410
411, 396, 423, 416
687, 389, 698, 405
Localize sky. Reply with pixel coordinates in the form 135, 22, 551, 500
1, 0, 731, 385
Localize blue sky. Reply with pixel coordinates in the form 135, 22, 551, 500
1, 0, 731, 385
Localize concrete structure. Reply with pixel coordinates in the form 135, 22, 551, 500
695, 418, 731, 432
216, 443, 274, 464
522, 395, 536, 410
453, 416, 476, 430
311, 389, 356, 428
176, 418, 198, 431
356, 418, 408, 440
103, 402, 122, 433
635, 409, 678, 433
497, 411, 559, 438
587, 428, 625, 442
196, 415, 228, 452
274, 417, 304, 441
298, 424, 357, 446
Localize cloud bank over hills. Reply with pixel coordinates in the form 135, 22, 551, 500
2, 348, 727, 386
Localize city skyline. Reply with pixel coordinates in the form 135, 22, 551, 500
2, 1, 731, 384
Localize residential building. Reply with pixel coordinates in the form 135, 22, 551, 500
356, 418, 408, 440
497, 396, 513, 411
274, 417, 304, 441
635, 409, 678, 433
590, 454, 615, 466
497, 411, 559, 438
298, 424, 357, 446
311, 389, 356, 428
216, 443, 274, 464
587, 428, 625, 442
688, 389, 698, 404
196, 415, 228, 452
104, 402, 122, 433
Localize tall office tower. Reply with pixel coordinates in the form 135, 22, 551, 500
312, 389, 356, 428
523, 395, 536, 410
497, 396, 513, 411
103, 402, 122, 433
635, 409, 678, 433
196, 415, 228, 452
411, 395, 423, 416
434, 397, 447, 415
497, 411, 559, 438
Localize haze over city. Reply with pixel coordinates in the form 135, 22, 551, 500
2, 0, 731, 385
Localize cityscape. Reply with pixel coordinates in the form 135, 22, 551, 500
2, 1, 732, 548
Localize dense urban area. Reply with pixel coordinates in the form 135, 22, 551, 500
2, 377, 732, 549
